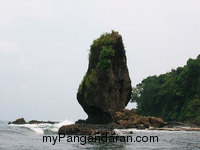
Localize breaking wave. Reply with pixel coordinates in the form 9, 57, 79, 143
9, 119, 74, 135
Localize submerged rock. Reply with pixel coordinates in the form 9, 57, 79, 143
77, 31, 132, 124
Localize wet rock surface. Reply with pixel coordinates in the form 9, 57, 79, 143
58, 124, 116, 135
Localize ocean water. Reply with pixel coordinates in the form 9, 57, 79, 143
0, 120, 200, 150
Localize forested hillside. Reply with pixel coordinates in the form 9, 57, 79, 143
131, 55, 200, 124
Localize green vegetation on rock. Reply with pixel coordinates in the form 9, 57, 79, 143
78, 31, 118, 93
97, 46, 115, 70
131, 55, 200, 124
78, 69, 96, 93
89, 31, 116, 71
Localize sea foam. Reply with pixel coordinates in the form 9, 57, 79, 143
9, 119, 74, 134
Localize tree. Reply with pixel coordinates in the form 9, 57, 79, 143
131, 55, 200, 124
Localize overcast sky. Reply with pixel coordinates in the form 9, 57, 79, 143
0, 0, 200, 121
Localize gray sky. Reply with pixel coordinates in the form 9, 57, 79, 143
0, 0, 200, 121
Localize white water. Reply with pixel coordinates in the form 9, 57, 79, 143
2, 121, 200, 149
9, 119, 74, 134
114, 128, 196, 135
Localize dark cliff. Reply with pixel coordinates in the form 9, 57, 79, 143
77, 31, 132, 124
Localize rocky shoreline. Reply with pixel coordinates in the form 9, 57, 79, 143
9, 113, 200, 135
58, 109, 200, 135
58, 109, 161, 135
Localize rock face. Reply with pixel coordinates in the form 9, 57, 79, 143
77, 31, 132, 124
113, 109, 166, 128
58, 109, 166, 135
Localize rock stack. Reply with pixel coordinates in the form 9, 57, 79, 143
77, 31, 132, 124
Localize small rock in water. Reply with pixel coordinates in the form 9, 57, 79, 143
10, 118, 26, 124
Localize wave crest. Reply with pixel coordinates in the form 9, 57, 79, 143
9, 119, 74, 134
